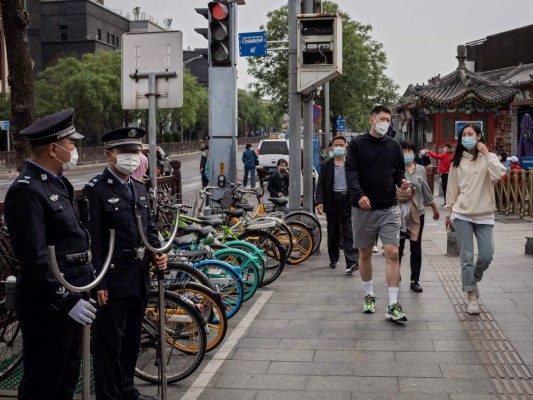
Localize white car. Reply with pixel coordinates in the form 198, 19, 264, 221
256, 139, 290, 181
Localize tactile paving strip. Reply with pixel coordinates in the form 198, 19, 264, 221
425, 239, 533, 400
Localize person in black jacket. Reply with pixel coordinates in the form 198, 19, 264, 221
267, 158, 289, 198
315, 135, 359, 274
4, 108, 96, 400
346, 105, 411, 322
199, 144, 209, 188
85, 127, 167, 400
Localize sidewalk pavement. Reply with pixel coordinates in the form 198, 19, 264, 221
137, 196, 533, 400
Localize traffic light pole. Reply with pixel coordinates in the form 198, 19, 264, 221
288, 0, 302, 210
301, 0, 316, 211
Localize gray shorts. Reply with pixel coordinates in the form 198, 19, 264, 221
351, 205, 401, 249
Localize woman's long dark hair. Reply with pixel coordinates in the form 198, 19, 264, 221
452, 123, 484, 168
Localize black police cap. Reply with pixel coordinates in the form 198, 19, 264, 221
19, 108, 84, 146
101, 127, 146, 151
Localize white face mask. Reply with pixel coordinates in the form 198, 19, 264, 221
113, 152, 141, 175
54, 144, 79, 171
373, 118, 390, 137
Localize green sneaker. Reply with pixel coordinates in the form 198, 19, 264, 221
362, 295, 376, 313
385, 302, 407, 322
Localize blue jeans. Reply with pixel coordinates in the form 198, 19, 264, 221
454, 218, 494, 292
243, 166, 256, 188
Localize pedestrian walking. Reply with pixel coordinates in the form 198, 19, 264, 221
242, 143, 258, 188
423, 143, 454, 205
398, 140, 440, 293
4, 108, 96, 400
315, 135, 360, 274
445, 123, 505, 315
85, 127, 167, 400
345, 105, 411, 322
200, 144, 209, 188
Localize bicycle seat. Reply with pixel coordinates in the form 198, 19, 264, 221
212, 197, 224, 204
179, 225, 214, 238
195, 218, 223, 227
222, 208, 244, 218
196, 214, 220, 220
236, 203, 254, 212
173, 234, 195, 247
268, 197, 288, 206
174, 249, 210, 259
245, 217, 277, 230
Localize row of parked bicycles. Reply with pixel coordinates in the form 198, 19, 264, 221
0, 182, 322, 388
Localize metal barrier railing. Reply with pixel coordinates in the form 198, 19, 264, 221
495, 169, 533, 217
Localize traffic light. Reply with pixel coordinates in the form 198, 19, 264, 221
208, 1, 232, 66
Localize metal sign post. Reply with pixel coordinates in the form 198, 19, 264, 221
121, 31, 183, 203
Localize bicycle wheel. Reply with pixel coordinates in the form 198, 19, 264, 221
238, 230, 285, 287
0, 310, 22, 380
213, 248, 260, 302
0, 230, 23, 380
285, 221, 315, 265
193, 259, 244, 319
224, 240, 266, 283
272, 222, 293, 258
171, 283, 227, 353
285, 211, 322, 254
135, 290, 207, 384
163, 262, 214, 290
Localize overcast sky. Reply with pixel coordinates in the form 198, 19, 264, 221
106, 0, 533, 93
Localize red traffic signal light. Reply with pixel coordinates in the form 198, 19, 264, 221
208, 1, 231, 66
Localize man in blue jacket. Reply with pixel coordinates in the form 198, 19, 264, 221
242, 143, 258, 188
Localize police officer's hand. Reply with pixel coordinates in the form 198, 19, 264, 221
315, 204, 324, 215
68, 298, 97, 325
153, 252, 168, 271
358, 196, 371, 209
97, 289, 108, 306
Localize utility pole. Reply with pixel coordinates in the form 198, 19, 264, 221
288, 0, 302, 210
301, 0, 315, 211
325, 81, 331, 158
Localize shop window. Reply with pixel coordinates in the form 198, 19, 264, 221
107, 32, 110, 43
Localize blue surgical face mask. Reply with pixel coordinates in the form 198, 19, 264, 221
202, 151, 206, 157
461, 137, 477, 150
403, 154, 415, 164
333, 147, 346, 157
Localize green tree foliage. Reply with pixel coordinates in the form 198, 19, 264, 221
238, 89, 281, 136
247, 1, 399, 132
35, 50, 122, 136
0, 95, 10, 121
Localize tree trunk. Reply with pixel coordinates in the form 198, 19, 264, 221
1, 0, 36, 170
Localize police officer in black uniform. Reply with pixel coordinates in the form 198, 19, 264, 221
85, 127, 167, 400
4, 108, 96, 400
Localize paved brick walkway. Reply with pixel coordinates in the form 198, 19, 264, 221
133, 199, 533, 400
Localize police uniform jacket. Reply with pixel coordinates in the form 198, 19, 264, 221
85, 168, 160, 298
4, 162, 93, 318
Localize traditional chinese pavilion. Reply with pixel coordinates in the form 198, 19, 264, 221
396, 45, 519, 152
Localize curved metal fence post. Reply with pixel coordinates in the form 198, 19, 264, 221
48, 229, 115, 400
135, 211, 179, 254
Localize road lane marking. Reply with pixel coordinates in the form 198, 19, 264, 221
180, 290, 273, 400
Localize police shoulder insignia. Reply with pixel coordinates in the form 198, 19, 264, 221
84, 175, 103, 188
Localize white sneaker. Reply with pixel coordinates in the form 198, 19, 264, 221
372, 246, 378, 253
466, 297, 481, 315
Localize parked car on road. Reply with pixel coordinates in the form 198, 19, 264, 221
256, 139, 290, 186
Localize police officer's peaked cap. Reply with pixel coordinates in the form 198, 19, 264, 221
101, 127, 146, 151
19, 108, 84, 146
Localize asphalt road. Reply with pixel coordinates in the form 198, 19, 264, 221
0, 150, 246, 202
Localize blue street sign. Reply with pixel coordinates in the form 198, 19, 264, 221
239, 31, 267, 57
336, 117, 347, 131
0, 121, 10, 131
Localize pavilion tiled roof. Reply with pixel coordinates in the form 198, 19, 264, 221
401, 45, 519, 108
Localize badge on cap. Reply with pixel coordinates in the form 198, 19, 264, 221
108, 198, 119, 204
41, 174, 47, 181
107, 179, 113, 184
128, 129, 137, 137
50, 194, 59, 201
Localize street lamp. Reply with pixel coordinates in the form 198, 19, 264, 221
183, 54, 204, 67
